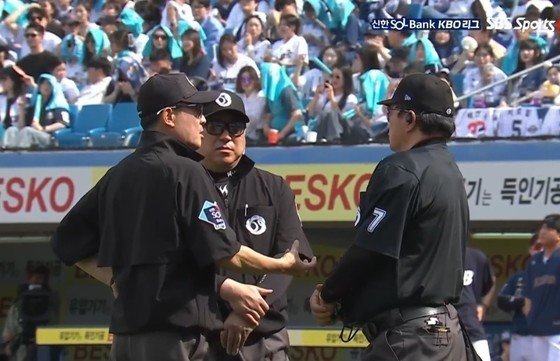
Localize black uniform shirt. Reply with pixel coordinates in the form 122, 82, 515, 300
209, 155, 314, 338
51, 131, 241, 334
322, 139, 469, 324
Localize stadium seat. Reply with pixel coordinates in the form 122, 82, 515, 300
123, 126, 143, 147
89, 102, 140, 148
451, 73, 465, 97
53, 104, 112, 148
68, 104, 79, 126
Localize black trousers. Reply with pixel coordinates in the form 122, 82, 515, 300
360, 304, 477, 361
206, 328, 290, 361
110, 330, 208, 361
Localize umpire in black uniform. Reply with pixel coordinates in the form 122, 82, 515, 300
51, 74, 315, 361
198, 90, 314, 360
310, 73, 478, 361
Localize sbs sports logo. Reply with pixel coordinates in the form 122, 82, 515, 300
486, 17, 558, 32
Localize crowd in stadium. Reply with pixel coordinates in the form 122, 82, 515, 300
0, 0, 559, 148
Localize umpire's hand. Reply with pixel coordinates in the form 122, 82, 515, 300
282, 240, 317, 276
220, 313, 255, 355
310, 284, 336, 326
219, 278, 272, 326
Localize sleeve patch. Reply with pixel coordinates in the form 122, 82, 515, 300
198, 201, 226, 230
367, 208, 386, 233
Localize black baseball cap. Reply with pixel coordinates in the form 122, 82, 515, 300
378, 73, 455, 117
203, 90, 250, 123
137, 73, 220, 118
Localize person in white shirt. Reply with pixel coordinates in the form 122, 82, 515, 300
306, 66, 358, 142
235, 65, 267, 145
18, 7, 62, 58
162, 0, 194, 30
462, 44, 508, 108
237, 14, 271, 64
211, 33, 260, 91
0, 66, 27, 147
296, 46, 344, 100
225, 0, 266, 35
270, 14, 309, 69
52, 60, 80, 104
301, 1, 330, 59
75, 57, 113, 107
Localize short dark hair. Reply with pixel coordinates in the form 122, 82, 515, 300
140, 113, 159, 130
149, 48, 172, 63
416, 113, 455, 139
135, 1, 162, 25
543, 214, 560, 233
86, 56, 112, 75
97, 15, 119, 26
109, 29, 133, 51
192, 0, 211, 7
280, 14, 300, 34
27, 7, 48, 21
275, 0, 296, 11
26, 23, 46, 35
474, 44, 496, 59
391, 46, 410, 62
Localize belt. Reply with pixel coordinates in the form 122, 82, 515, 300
362, 305, 451, 342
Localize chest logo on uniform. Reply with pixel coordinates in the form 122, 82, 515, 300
218, 184, 228, 197
199, 201, 227, 230
246, 215, 266, 235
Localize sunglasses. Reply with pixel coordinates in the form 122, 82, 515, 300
153, 34, 167, 40
385, 106, 406, 118
204, 122, 246, 137
25, 33, 39, 38
240, 75, 253, 83
156, 104, 204, 118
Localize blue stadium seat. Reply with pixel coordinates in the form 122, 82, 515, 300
89, 103, 140, 148
68, 104, 79, 126
123, 126, 142, 147
451, 73, 465, 97
53, 104, 112, 148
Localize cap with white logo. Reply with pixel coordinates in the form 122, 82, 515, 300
378, 73, 455, 117
203, 90, 250, 123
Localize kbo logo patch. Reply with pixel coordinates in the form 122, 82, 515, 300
199, 201, 226, 230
